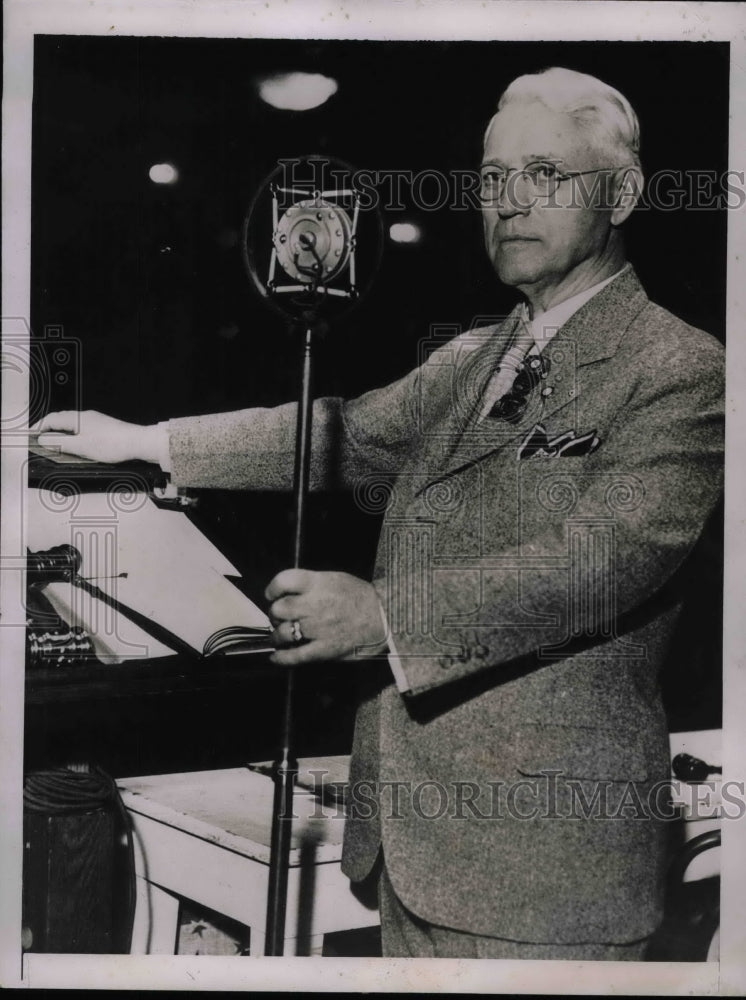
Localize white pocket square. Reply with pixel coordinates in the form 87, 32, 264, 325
518, 424, 601, 459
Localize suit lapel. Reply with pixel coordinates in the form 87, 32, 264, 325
414, 267, 650, 494
539, 265, 649, 421
411, 309, 521, 476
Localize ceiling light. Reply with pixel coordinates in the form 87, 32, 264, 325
389, 222, 422, 244
257, 72, 338, 111
149, 163, 178, 185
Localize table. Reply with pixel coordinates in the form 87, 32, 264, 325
118, 758, 379, 956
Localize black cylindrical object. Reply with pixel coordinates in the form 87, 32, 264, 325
22, 768, 135, 954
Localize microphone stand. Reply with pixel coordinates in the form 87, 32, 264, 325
264, 321, 315, 956
244, 172, 376, 954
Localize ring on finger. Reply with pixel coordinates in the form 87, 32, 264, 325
290, 619, 304, 644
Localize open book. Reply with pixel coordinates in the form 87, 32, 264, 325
26, 488, 273, 663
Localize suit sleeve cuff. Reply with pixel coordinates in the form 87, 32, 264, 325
377, 599, 411, 694
155, 420, 172, 473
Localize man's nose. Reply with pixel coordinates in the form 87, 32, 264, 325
497, 172, 533, 218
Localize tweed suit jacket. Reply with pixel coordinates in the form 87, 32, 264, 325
168, 267, 724, 944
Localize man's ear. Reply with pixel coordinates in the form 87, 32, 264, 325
611, 167, 644, 226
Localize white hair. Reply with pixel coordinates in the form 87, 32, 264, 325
493, 67, 641, 169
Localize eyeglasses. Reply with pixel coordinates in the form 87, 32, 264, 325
489, 352, 551, 423
479, 160, 629, 203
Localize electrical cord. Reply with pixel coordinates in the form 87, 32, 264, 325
24, 766, 137, 953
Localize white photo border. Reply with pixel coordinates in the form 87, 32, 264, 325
2, 0, 745, 993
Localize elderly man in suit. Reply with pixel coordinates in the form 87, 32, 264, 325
38, 67, 724, 959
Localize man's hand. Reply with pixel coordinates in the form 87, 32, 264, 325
265, 569, 388, 666
32, 410, 165, 465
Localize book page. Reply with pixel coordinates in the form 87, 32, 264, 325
42, 580, 175, 661
26, 489, 271, 660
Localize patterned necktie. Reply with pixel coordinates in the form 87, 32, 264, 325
478, 316, 537, 422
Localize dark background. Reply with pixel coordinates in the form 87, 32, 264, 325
29, 37, 727, 762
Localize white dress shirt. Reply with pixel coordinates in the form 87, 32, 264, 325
478, 265, 629, 421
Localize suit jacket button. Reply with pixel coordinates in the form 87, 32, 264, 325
438, 655, 454, 669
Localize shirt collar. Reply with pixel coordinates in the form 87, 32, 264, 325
520, 263, 630, 352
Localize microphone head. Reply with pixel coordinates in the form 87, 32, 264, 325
242, 155, 382, 325
273, 197, 353, 285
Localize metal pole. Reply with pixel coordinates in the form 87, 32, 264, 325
292, 326, 314, 569
264, 325, 314, 956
